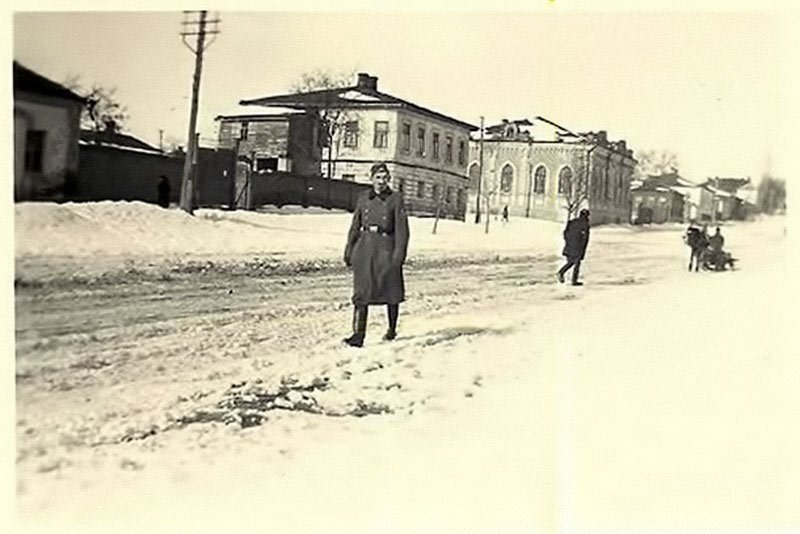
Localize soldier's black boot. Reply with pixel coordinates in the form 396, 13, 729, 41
343, 305, 368, 347
383, 304, 399, 341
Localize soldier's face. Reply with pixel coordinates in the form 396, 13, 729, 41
372, 170, 390, 193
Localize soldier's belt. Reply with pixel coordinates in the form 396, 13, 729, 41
361, 225, 392, 235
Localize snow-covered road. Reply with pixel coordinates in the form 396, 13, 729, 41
12, 205, 796, 532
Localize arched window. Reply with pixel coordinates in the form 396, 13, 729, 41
533, 165, 547, 194
500, 164, 514, 194
558, 166, 573, 195
468, 163, 480, 190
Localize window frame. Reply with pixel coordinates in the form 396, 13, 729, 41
343, 120, 360, 148
373, 120, 389, 149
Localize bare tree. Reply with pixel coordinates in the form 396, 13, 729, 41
63, 75, 129, 133
757, 175, 787, 214
560, 155, 590, 219
634, 149, 680, 179
290, 69, 355, 179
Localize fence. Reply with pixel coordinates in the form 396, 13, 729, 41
75, 144, 235, 207
247, 172, 371, 212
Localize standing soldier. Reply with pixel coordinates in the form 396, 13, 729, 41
342, 162, 410, 347
556, 208, 591, 286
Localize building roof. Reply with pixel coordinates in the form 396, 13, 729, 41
13, 61, 85, 103
80, 129, 161, 154
215, 113, 301, 122
240, 73, 478, 131
705, 177, 750, 193
644, 172, 698, 189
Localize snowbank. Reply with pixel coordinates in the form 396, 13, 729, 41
15, 201, 568, 260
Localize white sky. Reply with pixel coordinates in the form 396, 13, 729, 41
8, 1, 800, 184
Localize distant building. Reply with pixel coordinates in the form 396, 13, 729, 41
80, 125, 162, 155
215, 110, 322, 177
468, 117, 636, 224
630, 172, 715, 224
704, 177, 755, 220
13, 61, 85, 201
237, 73, 478, 220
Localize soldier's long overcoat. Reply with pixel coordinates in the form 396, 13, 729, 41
344, 188, 410, 306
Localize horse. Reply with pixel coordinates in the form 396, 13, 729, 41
684, 227, 707, 272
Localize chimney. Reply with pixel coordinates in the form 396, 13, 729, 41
103, 119, 116, 142
357, 72, 378, 91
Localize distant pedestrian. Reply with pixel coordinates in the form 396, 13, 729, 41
342, 162, 410, 347
157, 175, 171, 208
557, 208, 591, 286
502, 205, 509, 224
709, 226, 724, 253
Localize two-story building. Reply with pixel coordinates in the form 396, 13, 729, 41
13, 61, 85, 201
237, 73, 478, 220
214, 109, 322, 178
468, 117, 636, 224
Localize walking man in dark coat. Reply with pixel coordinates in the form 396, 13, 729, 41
557, 208, 591, 286
342, 162, 410, 347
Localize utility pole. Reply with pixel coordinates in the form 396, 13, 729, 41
158, 129, 164, 152
179, 10, 220, 214
474, 116, 484, 223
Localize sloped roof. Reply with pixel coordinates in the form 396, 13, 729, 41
706, 177, 750, 193
644, 172, 697, 188
80, 129, 161, 153
241, 84, 478, 131
13, 61, 85, 103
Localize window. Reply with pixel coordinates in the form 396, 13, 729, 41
458, 140, 467, 166
468, 163, 480, 190
373, 121, 389, 148
416, 126, 426, 157
397, 179, 404, 194
457, 188, 466, 207
446, 186, 454, 204
432, 183, 441, 201
432, 133, 440, 160
343, 121, 359, 147
500, 164, 514, 194
533, 165, 547, 194
240, 121, 249, 140
24, 130, 46, 173
417, 180, 425, 198
255, 157, 278, 173
401, 122, 411, 152
558, 167, 573, 195
445, 136, 453, 163
342, 174, 355, 182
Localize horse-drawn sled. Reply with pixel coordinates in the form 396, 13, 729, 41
684, 226, 737, 272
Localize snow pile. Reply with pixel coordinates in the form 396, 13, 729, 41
15, 201, 568, 260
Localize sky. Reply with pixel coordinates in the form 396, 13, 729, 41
9, 2, 800, 184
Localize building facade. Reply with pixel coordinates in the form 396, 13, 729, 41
468, 118, 636, 224
238, 73, 477, 220
13, 61, 85, 201
215, 111, 322, 177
